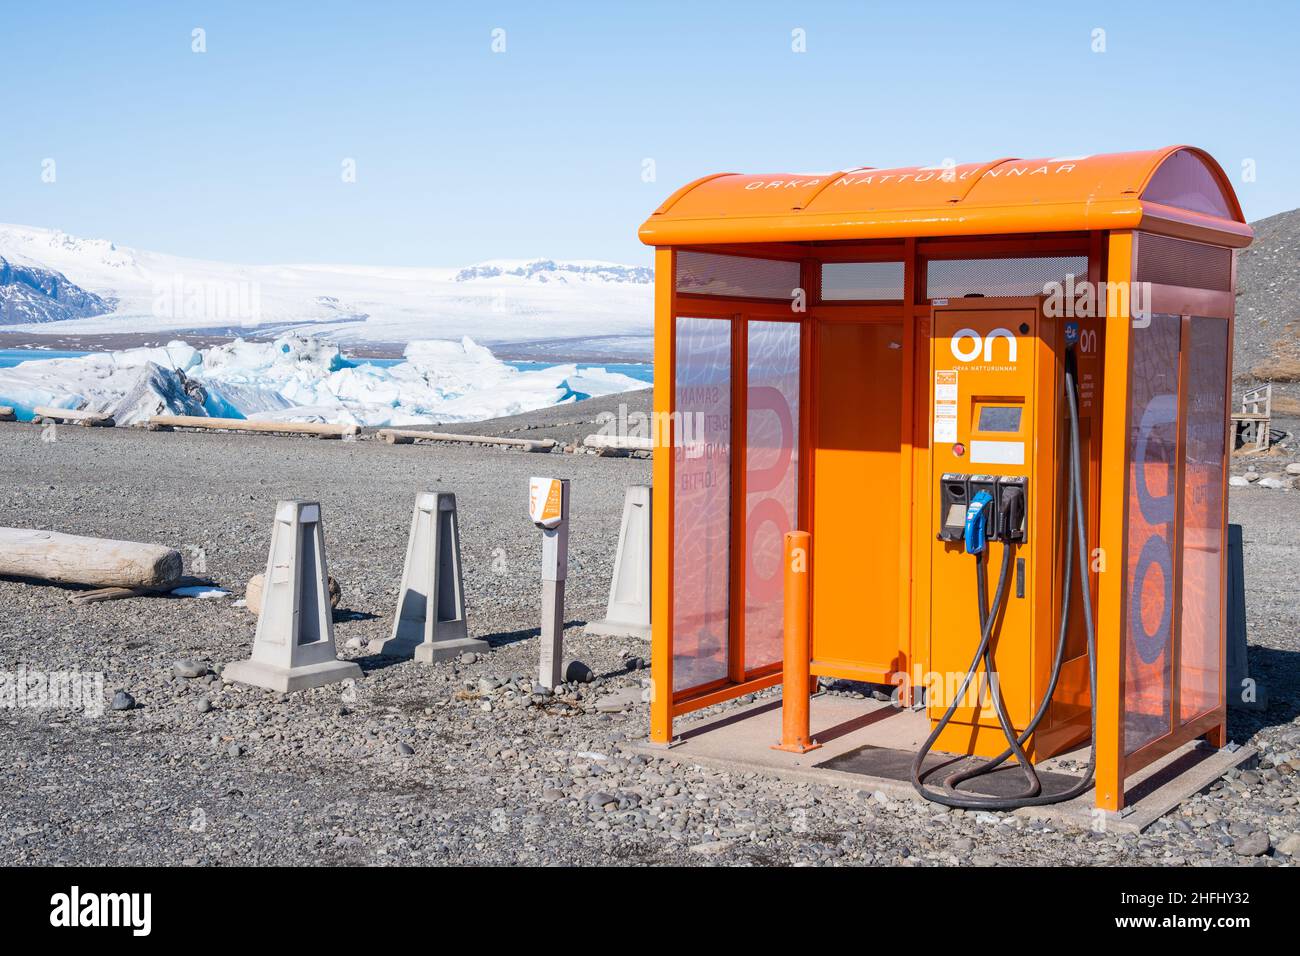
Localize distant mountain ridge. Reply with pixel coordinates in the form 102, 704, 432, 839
454, 259, 653, 284
0, 256, 115, 324
0, 223, 654, 351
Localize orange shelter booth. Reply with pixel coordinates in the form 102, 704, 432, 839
638, 147, 1251, 811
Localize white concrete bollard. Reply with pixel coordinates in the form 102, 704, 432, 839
224, 500, 362, 692
369, 492, 486, 663
585, 485, 651, 640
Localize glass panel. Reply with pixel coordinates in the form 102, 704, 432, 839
744, 321, 800, 673
1142, 150, 1235, 219
1123, 313, 1181, 754
1179, 317, 1228, 721
926, 256, 1086, 299
976, 405, 1022, 432
676, 251, 800, 299
821, 261, 904, 300
673, 317, 732, 693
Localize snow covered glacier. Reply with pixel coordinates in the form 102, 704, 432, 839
0, 224, 653, 353
0, 335, 645, 427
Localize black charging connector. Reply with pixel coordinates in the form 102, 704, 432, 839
937, 473, 970, 541
996, 476, 1028, 543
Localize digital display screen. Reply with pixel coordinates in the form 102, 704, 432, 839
977, 405, 1022, 433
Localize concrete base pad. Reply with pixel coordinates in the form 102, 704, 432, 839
414, 637, 488, 663
223, 657, 361, 692
584, 619, 651, 640
624, 694, 1254, 833
366, 635, 488, 662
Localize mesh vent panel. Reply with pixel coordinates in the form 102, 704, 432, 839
1134, 233, 1232, 292
821, 261, 905, 300
926, 256, 1087, 299
676, 251, 800, 299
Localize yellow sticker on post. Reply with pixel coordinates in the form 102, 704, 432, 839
529, 477, 565, 529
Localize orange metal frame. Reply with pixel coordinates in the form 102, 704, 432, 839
1093, 232, 1234, 810
656, 268, 807, 721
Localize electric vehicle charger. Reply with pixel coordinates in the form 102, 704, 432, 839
911, 345, 1097, 810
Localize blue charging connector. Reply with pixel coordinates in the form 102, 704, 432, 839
964, 490, 994, 554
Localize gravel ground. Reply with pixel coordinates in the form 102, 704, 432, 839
408, 387, 653, 449
0, 398, 1297, 867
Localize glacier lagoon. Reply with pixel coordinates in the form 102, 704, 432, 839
0, 339, 652, 426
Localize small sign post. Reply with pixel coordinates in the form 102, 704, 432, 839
530, 477, 570, 689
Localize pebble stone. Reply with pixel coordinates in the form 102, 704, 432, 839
172, 659, 208, 679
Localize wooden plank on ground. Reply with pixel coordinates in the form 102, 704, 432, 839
377, 428, 554, 451
33, 406, 114, 426
583, 433, 654, 454
149, 414, 360, 439
68, 575, 214, 605
0, 528, 183, 588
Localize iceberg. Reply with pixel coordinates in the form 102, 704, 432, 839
0, 334, 646, 427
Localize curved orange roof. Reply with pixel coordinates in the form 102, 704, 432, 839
639, 147, 1251, 248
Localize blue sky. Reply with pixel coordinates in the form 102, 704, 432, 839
2, 1, 1295, 267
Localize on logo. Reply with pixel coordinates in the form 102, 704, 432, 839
950, 327, 1017, 364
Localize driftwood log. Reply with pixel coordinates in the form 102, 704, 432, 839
32, 406, 115, 427
245, 572, 341, 615
68, 575, 213, 606
583, 433, 654, 454
0, 528, 183, 588
377, 428, 554, 451
148, 414, 360, 439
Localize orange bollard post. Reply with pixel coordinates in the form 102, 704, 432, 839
773, 530, 820, 753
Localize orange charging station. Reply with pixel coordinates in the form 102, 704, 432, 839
638, 147, 1252, 810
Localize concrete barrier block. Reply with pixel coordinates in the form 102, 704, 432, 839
586, 485, 651, 640
225, 500, 361, 692
369, 492, 486, 663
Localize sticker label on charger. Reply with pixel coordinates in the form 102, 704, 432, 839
934, 369, 958, 442
970, 440, 1025, 465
